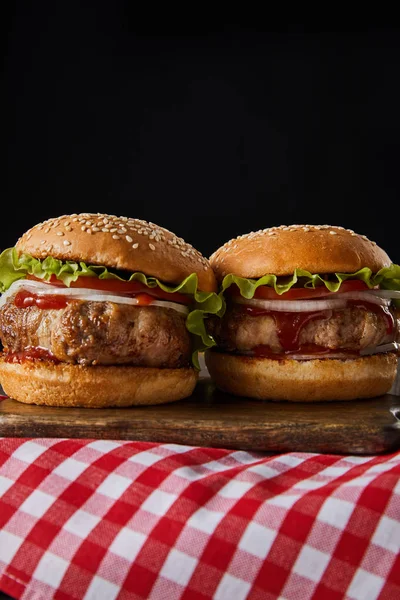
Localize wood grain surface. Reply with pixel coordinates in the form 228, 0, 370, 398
1, 379, 399, 455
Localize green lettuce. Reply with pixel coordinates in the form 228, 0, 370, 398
0, 248, 223, 368
219, 264, 400, 312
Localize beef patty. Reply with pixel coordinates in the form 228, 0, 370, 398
208, 303, 396, 354
0, 299, 191, 368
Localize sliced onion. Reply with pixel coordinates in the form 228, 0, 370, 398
357, 289, 400, 299
145, 299, 189, 315
285, 352, 359, 361
233, 290, 392, 312
0, 279, 189, 316
1, 279, 110, 299
234, 295, 348, 312
325, 291, 392, 305
360, 342, 399, 356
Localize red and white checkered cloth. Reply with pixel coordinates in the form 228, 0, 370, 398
0, 438, 399, 600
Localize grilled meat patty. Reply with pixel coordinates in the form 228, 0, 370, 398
0, 299, 191, 367
208, 303, 394, 354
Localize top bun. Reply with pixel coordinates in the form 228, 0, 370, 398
16, 213, 217, 292
210, 224, 391, 280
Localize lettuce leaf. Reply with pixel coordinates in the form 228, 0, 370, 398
0, 248, 223, 368
219, 264, 400, 313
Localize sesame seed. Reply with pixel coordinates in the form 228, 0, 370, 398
40, 240, 46, 244
329, 230, 338, 235
27, 213, 211, 273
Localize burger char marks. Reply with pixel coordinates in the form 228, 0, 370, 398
0, 300, 191, 368
207, 302, 394, 356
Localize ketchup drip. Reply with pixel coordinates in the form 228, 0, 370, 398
244, 306, 331, 352
14, 290, 69, 310
5, 347, 60, 364
242, 299, 395, 355
13, 290, 156, 310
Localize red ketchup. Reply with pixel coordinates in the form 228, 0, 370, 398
131, 293, 154, 306
242, 299, 395, 357
13, 290, 156, 309
5, 347, 60, 364
14, 290, 69, 310
244, 306, 331, 357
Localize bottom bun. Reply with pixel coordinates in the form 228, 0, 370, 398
0, 358, 198, 407
205, 350, 398, 402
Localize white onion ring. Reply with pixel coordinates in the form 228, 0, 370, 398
327, 290, 398, 302
349, 289, 400, 299
360, 342, 399, 356
233, 291, 391, 312
0, 279, 190, 316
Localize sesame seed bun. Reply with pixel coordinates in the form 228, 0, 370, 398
207, 224, 397, 402
205, 350, 398, 402
210, 224, 391, 280
0, 359, 198, 407
1, 213, 214, 407
17, 213, 217, 292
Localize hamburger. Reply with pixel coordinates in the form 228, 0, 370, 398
206, 224, 400, 402
0, 213, 221, 407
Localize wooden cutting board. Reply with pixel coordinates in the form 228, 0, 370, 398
1, 379, 399, 455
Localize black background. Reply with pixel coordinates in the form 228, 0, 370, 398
3, 4, 400, 262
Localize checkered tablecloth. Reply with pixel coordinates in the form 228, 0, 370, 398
0, 439, 399, 600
